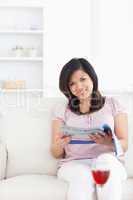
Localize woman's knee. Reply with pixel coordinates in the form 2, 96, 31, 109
96, 153, 127, 180
57, 161, 93, 183
97, 153, 121, 168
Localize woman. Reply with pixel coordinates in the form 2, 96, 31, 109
51, 58, 128, 200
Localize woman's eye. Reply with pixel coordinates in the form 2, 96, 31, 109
80, 78, 86, 81
69, 82, 74, 87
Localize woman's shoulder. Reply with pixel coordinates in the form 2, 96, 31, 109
105, 96, 127, 117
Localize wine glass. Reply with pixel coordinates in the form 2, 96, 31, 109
91, 158, 110, 199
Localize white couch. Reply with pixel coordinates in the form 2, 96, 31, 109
0, 93, 133, 200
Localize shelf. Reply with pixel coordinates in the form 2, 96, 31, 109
0, 30, 43, 35
0, 57, 43, 61
0, 89, 43, 92
0, 89, 43, 95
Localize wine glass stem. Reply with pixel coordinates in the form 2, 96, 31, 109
97, 185, 103, 200
95, 184, 98, 200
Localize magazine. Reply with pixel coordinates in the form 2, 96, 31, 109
61, 124, 123, 157
61, 125, 105, 136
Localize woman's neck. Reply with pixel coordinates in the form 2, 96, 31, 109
79, 99, 91, 113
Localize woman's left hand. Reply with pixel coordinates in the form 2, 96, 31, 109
88, 132, 113, 146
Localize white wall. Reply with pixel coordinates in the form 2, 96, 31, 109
90, 0, 131, 92
44, 0, 91, 96
44, 0, 133, 96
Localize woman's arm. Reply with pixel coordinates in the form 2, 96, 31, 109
51, 119, 71, 159
114, 113, 128, 152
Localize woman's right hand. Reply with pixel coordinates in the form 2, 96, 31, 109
51, 120, 72, 158
55, 134, 72, 148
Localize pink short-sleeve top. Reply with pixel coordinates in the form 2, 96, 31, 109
52, 96, 127, 166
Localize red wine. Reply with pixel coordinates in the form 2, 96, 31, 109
92, 170, 110, 185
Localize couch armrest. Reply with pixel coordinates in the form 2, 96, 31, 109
0, 141, 7, 180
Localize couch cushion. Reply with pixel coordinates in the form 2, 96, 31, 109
0, 97, 66, 178
110, 94, 133, 178
122, 178, 133, 200
0, 175, 132, 200
0, 141, 7, 180
0, 174, 68, 200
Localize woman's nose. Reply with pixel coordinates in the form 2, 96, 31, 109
76, 83, 83, 91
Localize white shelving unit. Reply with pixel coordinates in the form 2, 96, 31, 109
0, 5, 44, 94
0, 57, 43, 61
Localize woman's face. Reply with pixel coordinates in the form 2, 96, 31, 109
68, 69, 93, 101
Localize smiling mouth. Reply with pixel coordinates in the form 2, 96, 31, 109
78, 88, 87, 96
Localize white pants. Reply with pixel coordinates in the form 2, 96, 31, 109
57, 154, 127, 200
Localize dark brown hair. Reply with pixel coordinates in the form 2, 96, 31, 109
59, 58, 105, 115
